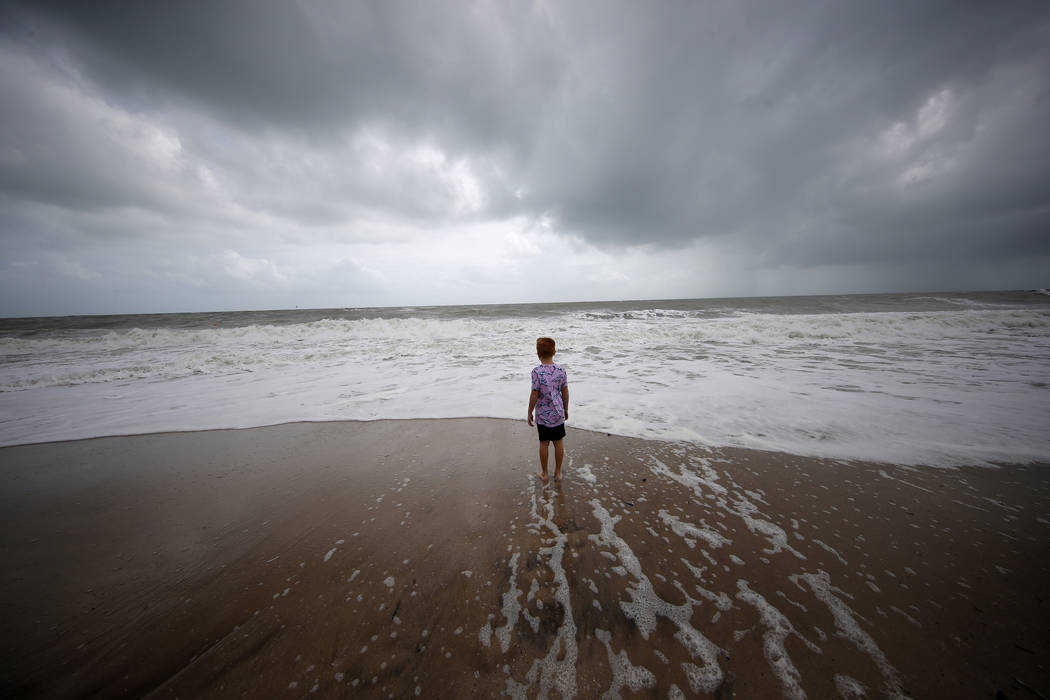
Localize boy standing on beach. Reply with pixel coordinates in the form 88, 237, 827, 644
527, 337, 569, 483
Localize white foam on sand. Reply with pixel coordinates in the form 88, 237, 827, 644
595, 628, 657, 698
650, 455, 804, 561
811, 539, 848, 565
791, 571, 904, 699
649, 457, 727, 498
889, 606, 921, 627
728, 496, 805, 560
589, 498, 724, 693
736, 580, 821, 700
577, 463, 598, 484
658, 509, 731, 549
678, 560, 732, 611
506, 482, 579, 699
878, 470, 934, 494
487, 552, 523, 653
834, 674, 868, 698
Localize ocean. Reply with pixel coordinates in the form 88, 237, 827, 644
1, 290, 1048, 467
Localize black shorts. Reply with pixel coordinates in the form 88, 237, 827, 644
537, 423, 566, 442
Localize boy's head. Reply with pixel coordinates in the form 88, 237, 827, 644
536, 337, 556, 359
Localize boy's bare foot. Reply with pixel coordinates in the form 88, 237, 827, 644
554, 472, 563, 482
538, 472, 549, 483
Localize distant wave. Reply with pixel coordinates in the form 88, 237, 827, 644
2, 307, 1049, 391
2, 300, 1048, 467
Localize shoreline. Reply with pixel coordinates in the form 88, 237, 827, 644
2, 416, 1045, 472
2, 418, 1047, 698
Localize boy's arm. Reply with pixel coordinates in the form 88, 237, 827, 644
527, 390, 539, 426
561, 386, 569, 421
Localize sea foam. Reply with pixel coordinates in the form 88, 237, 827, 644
1, 296, 1047, 466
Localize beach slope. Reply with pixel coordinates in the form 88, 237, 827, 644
1, 419, 1047, 698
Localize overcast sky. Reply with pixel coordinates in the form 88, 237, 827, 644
1, 0, 1048, 316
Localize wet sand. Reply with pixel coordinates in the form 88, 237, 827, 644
1, 418, 1047, 698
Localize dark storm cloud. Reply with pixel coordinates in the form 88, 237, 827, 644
1, 0, 1048, 313
532, 0, 1050, 260
4, 0, 563, 148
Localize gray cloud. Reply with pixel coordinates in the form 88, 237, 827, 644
1, 0, 1048, 315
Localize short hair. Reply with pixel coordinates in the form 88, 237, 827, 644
536, 337, 556, 358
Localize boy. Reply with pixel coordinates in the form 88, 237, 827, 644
526, 337, 569, 483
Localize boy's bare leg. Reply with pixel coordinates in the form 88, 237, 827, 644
553, 439, 564, 481
538, 441, 550, 482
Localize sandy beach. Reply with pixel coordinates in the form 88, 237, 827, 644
1, 418, 1047, 698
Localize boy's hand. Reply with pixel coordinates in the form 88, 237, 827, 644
527, 413, 534, 426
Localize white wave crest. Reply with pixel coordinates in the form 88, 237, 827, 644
1, 306, 1048, 467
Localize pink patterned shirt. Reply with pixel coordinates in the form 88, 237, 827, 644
531, 363, 568, 427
